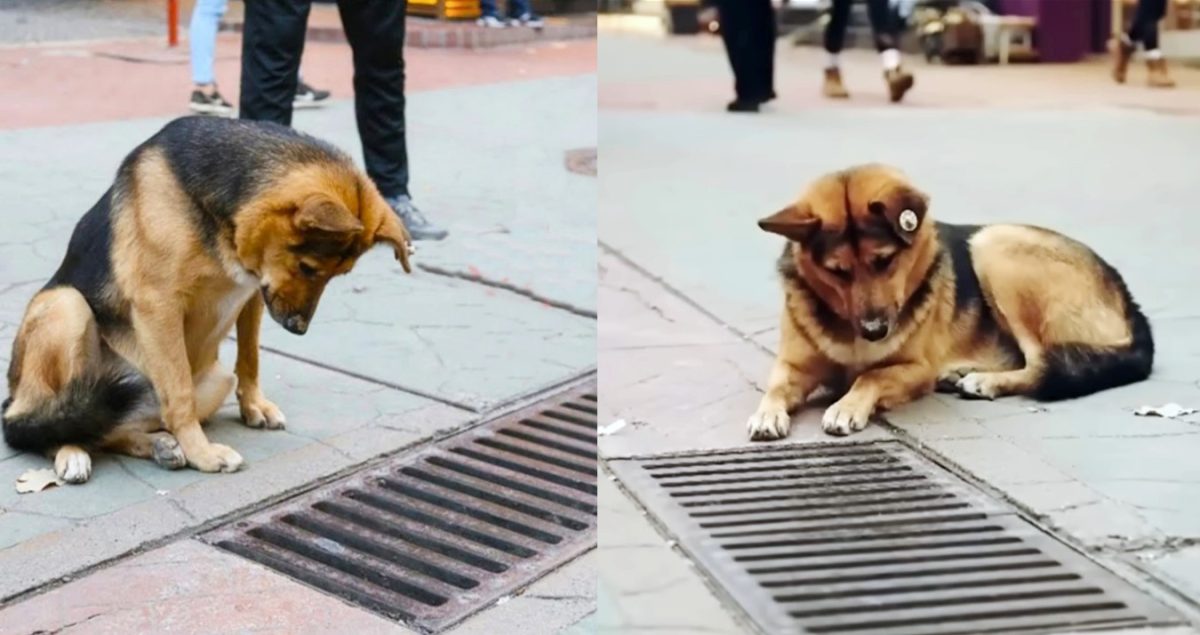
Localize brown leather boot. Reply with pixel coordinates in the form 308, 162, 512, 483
823, 68, 849, 98
884, 67, 914, 103
1111, 38, 1134, 83
1147, 58, 1176, 88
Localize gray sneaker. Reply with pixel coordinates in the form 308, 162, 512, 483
386, 195, 448, 241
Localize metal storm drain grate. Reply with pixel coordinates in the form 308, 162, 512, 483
204, 382, 597, 633
609, 441, 1182, 635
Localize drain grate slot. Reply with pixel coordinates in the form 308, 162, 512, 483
205, 382, 596, 633
610, 441, 1181, 635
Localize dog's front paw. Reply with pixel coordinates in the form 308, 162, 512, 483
54, 446, 92, 484
239, 393, 287, 430
747, 407, 791, 441
955, 372, 998, 400
822, 395, 875, 436
187, 442, 244, 473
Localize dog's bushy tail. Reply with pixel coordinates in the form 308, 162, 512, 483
1034, 265, 1154, 401
2, 371, 149, 452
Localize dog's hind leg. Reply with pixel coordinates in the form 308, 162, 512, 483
100, 419, 186, 470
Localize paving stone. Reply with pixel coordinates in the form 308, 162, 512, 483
446, 551, 596, 635
1149, 548, 1200, 608
0, 540, 410, 635
597, 468, 746, 635
599, 251, 889, 459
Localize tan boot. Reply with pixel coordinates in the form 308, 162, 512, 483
1111, 38, 1134, 83
884, 67, 914, 103
1147, 58, 1176, 88
823, 68, 849, 99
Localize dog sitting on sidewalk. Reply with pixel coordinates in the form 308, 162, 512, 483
2, 116, 412, 483
748, 164, 1153, 440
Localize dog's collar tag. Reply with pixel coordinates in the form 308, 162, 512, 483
899, 209, 920, 232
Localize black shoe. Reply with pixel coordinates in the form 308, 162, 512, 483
726, 99, 760, 113
188, 88, 234, 116
386, 195, 448, 241
294, 79, 331, 109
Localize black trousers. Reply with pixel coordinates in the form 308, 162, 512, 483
239, 0, 411, 198
715, 0, 775, 102
1128, 0, 1167, 49
825, 0, 898, 53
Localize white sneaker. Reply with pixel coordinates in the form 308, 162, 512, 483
476, 15, 506, 28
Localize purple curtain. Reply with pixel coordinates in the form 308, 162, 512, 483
998, 0, 1095, 62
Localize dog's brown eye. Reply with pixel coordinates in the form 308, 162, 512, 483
298, 262, 319, 278
872, 254, 895, 272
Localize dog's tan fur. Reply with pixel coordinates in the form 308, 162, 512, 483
5, 144, 411, 481
748, 164, 1148, 439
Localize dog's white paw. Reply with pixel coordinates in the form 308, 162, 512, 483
956, 372, 998, 400
822, 397, 873, 436
747, 407, 791, 441
187, 442, 244, 473
54, 447, 92, 484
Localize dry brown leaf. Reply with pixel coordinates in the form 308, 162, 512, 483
15, 468, 63, 494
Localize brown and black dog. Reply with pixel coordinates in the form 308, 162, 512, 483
748, 164, 1152, 439
2, 117, 412, 482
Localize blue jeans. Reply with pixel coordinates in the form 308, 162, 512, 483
189, 0, 228, 85
479, 0, 531, 19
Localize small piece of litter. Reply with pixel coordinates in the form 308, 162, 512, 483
351, 285, 367, 294
598, 419, 627, 436
1134, 403, 1197, 418
16, 468, 62, 494
607, 474, 617, 481
1026, 406, 1046, 413
496, 595, 511, 606
156, 490, 169, 496
666, 540, 678, 548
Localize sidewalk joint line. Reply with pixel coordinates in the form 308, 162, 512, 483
417, 263, 597, 319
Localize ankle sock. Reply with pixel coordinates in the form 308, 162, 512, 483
1146, 49, 1164, 60
881, 48, 901, 70
825, 52, 840, 70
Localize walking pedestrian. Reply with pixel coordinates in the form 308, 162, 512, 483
822, 0, 914, 103
711, 0, 776, 113
1112, 0, 1175, 88
239, 1, 447, 240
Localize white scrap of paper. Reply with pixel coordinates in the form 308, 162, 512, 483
598, 419, 628, 436
1134, 403, 1198, 418
496, 595, 512, 606
15, 468, 63, 494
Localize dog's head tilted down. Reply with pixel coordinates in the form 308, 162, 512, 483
232, 164, 413, 335
758, 164, 939, 343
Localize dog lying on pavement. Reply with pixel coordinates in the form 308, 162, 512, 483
749, 164, 1153, 440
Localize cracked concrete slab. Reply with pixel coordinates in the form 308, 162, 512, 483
599, 250, 890, 459
597, 468, 747, 635
446, 550, 596, 635
0, 343, 472, 600
0, 540, 410, 635
0, 74, 597, 410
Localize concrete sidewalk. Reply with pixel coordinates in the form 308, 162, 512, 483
598, 30, 1200, 633
0, 36, 596, 635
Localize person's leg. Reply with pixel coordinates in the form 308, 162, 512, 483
753, 0, 776, 102
822, 0, 852, 98
338, 0, 447, 239
715, 0, 752, 108
866, 0, 913, 102
238, 0, 311, 126
1128, 0, 1166, 47
188, 0, 233, 114
189, 0, 227, 86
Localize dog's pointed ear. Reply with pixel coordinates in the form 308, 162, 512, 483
758, 202, 821, 243
869, 184, 930, 245
370, 199, 413, 274
294, 197, 364, 237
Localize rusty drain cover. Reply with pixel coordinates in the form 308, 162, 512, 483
204, 381, 596, 633
609, 441, 1183, 635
